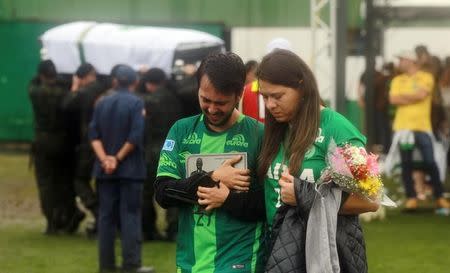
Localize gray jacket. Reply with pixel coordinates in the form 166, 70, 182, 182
265, 178, 368, 273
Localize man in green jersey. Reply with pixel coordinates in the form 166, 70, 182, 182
155, 52, 265, 273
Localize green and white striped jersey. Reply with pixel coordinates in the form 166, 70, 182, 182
157, 114, 265, 273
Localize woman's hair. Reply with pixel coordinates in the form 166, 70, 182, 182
257, 49, 322, 178
245, 60, 258, 74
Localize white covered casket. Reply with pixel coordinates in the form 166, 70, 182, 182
40, 21, 225, 75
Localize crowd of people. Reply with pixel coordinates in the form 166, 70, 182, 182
28, 41, 449, 273
28, 59, 201, 272
356, 45, 450, 212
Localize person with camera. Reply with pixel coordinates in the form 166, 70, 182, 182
154, 52, 266, 273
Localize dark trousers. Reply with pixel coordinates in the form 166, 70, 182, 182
374, 109, 392, 153
33, 154, 79, 232
142, 161, 157, 239
142, 159, 178, 240
74, 143, 97, 211
97, 179, 143, 271
399, 132, 444, 199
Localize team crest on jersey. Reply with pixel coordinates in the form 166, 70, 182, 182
162, 139, 175, 151
232, 264, 245, 270
182, 132, 202, 145
304, 145, 316, 159
226, 134, 249, 148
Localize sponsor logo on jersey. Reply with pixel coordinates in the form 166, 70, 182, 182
182, 132, 202, 145
179, 151, 192, 164
226, 134, 249, 148
159, 154, 177, 169
162, 139, 175, 151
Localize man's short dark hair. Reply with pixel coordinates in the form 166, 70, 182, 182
196, 52, 246, 96
142, 68, 167, 85
114, 65, 138, 88
75, 63, 95, 78
38, 60, 57, 79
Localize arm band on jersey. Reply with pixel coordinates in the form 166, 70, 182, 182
222, 187, 266, 222
155, 172, 216, 209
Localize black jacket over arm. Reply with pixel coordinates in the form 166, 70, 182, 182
154, 175, 266, 222
265, 179, 368, 273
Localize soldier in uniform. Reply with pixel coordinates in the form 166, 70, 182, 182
138, 68, 183, 241
29, 60, 84, 234
63, 63, 107, 236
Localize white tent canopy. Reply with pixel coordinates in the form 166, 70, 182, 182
40, 21, 224, 75
375, 0, 450, 7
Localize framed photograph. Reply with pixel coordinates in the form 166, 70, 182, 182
185, 152, 248, 178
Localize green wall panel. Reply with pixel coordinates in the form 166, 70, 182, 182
0, 0, 314, 27
1, 0, 366, 27
0, 22, 56, 141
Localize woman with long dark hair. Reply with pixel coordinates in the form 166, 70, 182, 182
257, 49, 379, 273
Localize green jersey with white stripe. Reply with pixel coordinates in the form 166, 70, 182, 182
264, 108, 367, 228
157, 114, 265, 273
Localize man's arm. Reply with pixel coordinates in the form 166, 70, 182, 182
389, 75, 432, 106
91, 139, 117, 174
197, 160, 265, 222
154, 174, 207, 208
91, 139, 107, 162
221, 187, 266, 222
389, 89, 428, 105
115, 142, 135, 162
156, 172, 266, 222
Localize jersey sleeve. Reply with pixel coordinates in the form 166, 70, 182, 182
156, 121, 183, 179
251, 121, 265, 192
327, 112, 366, 148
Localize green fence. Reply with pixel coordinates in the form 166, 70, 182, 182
0, 21, 55, 141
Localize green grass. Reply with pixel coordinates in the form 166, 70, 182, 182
364, 210, 450, 272
0, 224, 176, 273
1, 152, 450, 273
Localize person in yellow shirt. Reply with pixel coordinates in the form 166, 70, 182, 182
389, 51, 450, 211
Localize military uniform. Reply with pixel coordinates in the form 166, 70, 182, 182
63, 82, 107, 219
29, 78, 83, 234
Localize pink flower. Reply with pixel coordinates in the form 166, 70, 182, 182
366, 154, 379, 176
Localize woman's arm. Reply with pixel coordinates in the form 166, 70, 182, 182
339, 193, 380, 215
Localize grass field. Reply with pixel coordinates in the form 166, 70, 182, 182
1, 152, 449, 273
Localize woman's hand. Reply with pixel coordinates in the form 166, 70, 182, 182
197, 182, 230, 212
211, 155, 251, 191
339, 193, 380, 215
278, 170, 297, 206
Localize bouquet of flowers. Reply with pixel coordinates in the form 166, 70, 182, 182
320, 140, 396, 206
